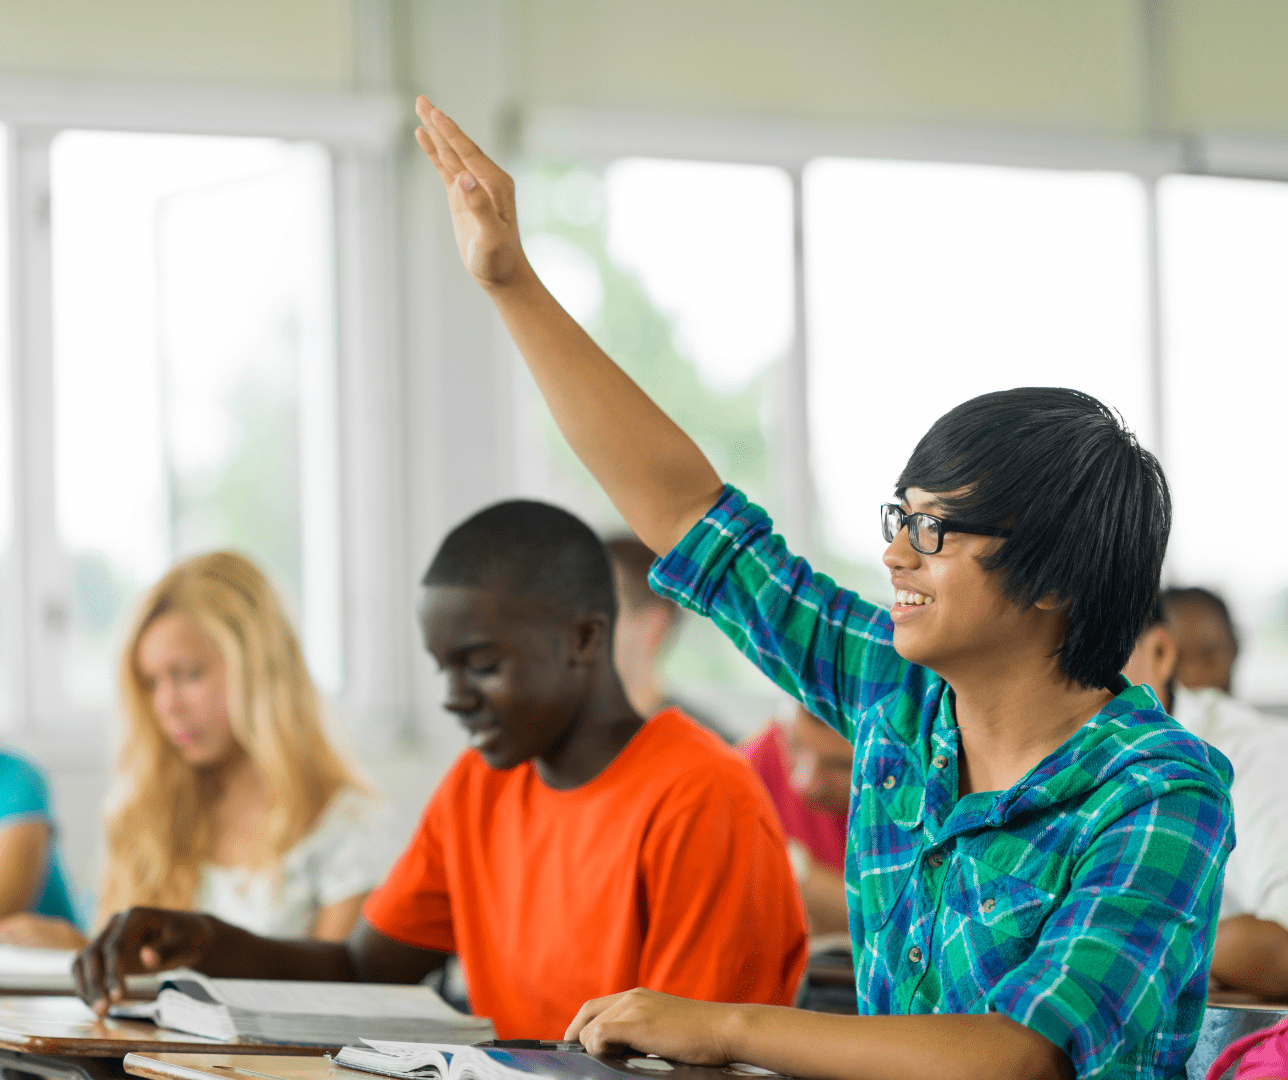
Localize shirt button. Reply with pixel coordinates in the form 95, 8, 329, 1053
908, 947, 923, 964
981, 898, 996, 914
927, 853, 944, 868
883, 775, 896, 789
932, 755, 948, 769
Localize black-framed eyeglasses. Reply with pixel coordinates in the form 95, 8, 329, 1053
880, 503, 1013, 555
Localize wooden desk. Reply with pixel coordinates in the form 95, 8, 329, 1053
0, 998, 332, 1058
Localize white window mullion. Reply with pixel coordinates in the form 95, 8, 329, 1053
9, 126, 70, 730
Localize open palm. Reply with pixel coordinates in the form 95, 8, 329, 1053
414, 97, 531, 289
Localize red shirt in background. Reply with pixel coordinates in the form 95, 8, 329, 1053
739, 722, 848, 874
363, 709, 808, 1039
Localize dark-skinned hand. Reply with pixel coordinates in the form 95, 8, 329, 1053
74, 906, 216, 1015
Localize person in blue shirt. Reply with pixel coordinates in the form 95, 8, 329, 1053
0, 751, 79, 929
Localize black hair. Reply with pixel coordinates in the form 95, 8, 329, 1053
422, 500, 617, 625
1161, 586, 1238, 651
896, 387, 1170, 689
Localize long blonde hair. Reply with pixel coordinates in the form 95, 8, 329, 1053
101, 551, 359, 915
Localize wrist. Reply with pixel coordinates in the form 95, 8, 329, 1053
714, 1002, 756, 1063
481, 259, 542, 302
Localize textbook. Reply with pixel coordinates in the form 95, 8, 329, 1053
0, 944, 166, 995
332, 1042, 656, 1080
128, 973, 496, 1046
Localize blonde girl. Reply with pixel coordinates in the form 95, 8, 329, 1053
0, 552, 393, 946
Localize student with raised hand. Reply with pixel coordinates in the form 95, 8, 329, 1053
0, 552, 392, 948
72, 502, 807, 1040
410, 99, 1235, 1080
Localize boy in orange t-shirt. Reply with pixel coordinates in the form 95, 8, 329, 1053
72, 500, 808, 1039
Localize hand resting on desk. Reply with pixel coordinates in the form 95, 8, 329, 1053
74, 906, 450, 1017
74, 907, 217, 1007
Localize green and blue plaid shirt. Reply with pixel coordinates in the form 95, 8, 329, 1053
651, 486, 1234, 1080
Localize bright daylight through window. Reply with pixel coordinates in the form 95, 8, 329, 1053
517, 157, 794, 706
804, 159, 1152, 602
50, 131, 341, 708
0, 126, 13, 729
1160, 175, 1288, 702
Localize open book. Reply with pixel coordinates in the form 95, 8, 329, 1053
122, 972, 495, 1046
333, 1042, 654, 1080
0, 944, 167, 995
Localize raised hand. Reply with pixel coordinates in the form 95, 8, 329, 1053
73, 907, 216, 1015
413, 97, 533, 291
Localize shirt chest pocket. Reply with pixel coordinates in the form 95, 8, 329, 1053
940, 853, 1058, 1009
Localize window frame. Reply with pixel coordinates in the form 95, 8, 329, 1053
0, 80, 408, 760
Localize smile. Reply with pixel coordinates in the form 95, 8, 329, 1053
895, 590, 933, 606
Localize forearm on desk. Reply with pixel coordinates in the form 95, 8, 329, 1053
193, 918, 357, 981
1211, 915, 1288, 998
721, 1007, 1071, 1080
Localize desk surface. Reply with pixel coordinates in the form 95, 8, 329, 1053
0, 997, 332, 1057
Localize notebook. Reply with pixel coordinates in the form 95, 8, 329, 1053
0, 944, 168, 995
122, 972, 496, 1046
332, 1042, 654, 1080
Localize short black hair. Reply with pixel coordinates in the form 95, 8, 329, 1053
423, 500, 617, 625
1161, 586, 1238, 649
896, 387, 1170, 689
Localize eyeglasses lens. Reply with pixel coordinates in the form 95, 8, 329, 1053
881, 505, 900, 544
911, 514, 942, 554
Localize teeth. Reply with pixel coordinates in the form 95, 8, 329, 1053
896, 590, 933, 607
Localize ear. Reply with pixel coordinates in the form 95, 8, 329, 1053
1033, 590, 1065, 612
641, 606, 676, 655
1152, 624, 1179, 685
568, 612, 611, 665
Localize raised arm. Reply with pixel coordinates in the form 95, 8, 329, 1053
414, 98, 723, 555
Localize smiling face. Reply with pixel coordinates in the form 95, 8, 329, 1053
135, 610, 240, 768
420, 584, 601, 771
882, 487, 1059, 681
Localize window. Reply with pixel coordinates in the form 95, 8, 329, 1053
804, 159, 1152, 601
49, 131, 341, 708
1159, 175, 1288, 701
0, 126, 13, 729
515, 157, 794, 706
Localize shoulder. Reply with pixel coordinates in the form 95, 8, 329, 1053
1062, 688, 1234, 822
296, 785, 392, 853
737, 722, 782, 767
0, 750, 52, 819
630, 710, 780, 815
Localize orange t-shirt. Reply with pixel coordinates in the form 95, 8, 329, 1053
363, 709, 808, 1039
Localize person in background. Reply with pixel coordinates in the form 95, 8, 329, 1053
604, 534, 736, 743
0, 552, 393, 948
1124, 601, 1288, 999
740, 699, 851, 937
71, 501, 807, 1040
1162, 586, 1239, 694
0, 751, 80, 932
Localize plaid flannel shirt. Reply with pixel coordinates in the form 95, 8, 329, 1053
650, 486, 1234, 1080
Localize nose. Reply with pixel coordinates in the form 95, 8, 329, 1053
152, 677, 179, 718
442, 670, 482, 716
882, 521, 922, 573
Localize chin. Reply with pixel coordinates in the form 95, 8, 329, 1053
476, 745, 529, 772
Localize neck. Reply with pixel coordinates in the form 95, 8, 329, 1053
201, 747, 261, 804
946, 649, 1113, 797
534, 669, 645, 791
621, 664, 666, 719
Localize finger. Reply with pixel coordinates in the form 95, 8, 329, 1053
73, 917, 114, 1014
98, 912, 134, 1002
581, 1014, 638, 1057
426, 107, 514, 210
564, 993, 623, 1042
